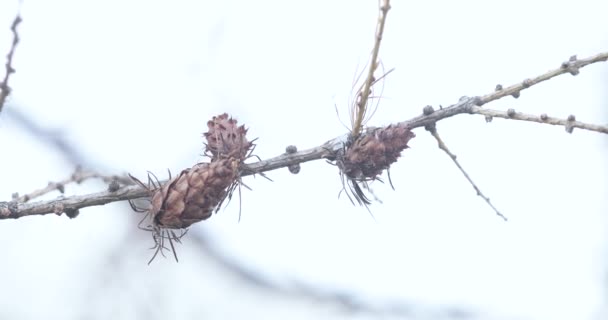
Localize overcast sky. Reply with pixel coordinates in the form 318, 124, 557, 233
0, 1, 606, 319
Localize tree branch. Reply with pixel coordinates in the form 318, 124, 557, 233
0, 11, 21, 113
1, 52, 606, 220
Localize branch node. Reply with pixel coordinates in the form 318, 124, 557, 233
561, 55, 580, 75
522, 78, 532, 88
565, 114, 576, 133
473, 96, 485, 107
55, 182, 65, 194
285, 145, 301, 174
108, 180, 120, 192
53, 203, 64, 216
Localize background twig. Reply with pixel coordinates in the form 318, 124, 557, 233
0, 11, 21, 113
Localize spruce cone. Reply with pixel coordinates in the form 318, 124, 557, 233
203, 113, 252, 161
149, 159, 239, 229
342, 123, 415, 180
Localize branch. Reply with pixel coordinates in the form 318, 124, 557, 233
0, 11, 21, 113
352, 0, 391, 135
472, 107, 608, 134
11, 166, 131, 203
1, 52, 606, 220
426, 124, 507, 221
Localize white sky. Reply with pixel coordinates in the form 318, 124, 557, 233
0, 0, 606, 319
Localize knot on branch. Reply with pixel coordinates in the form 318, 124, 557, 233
560, 55, 580, 75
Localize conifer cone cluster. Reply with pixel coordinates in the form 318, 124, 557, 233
148, 114, 251, 229
130, 113, 252, 262
341, 123, 415, 182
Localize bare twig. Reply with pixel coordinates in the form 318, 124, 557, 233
425, 123, 507, 221
0, 52, 606, 220
0, 11, 21, 113
472, 107, 608, 134
476, 53, 608, 106
351, 0, 391, 136
12, 166, 133, 203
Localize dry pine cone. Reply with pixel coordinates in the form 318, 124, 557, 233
342, 123, 415, 180
203, 113, 252, 161
149, 159, 239, 229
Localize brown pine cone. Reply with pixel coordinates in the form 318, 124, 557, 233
341, 123, 415, 180
149, 159, 239, 229
203, 113, 253, 161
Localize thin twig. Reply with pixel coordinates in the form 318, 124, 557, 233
351, 0, 391, 136
0, 11, 22, 113
426, 124, 507, 221
0, 52, 606, 220
472, 107, 608, 134
12, 166, 133, 203
477, 53, 608, 106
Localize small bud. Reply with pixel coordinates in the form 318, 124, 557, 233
567, 114, 576, 122
507, 108, 516, 117
108, 180, 120, 192
285, 145, 297, 154
522, 79, 532, 88
53, 203, 65, 216
422, 105, 434, 115
65, 208, 80, 219
540, 113, 548, 121
56, 183, 65, 194
288, 164, 301, 174
495, 84, 503, 91
511, 91, 520, 99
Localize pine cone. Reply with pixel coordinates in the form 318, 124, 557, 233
203, 113, 252, 161
342, 123, 415, 180
149, 159, 239, 229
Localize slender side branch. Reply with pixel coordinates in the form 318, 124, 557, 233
476, 53, 608, 106
12, 166, 133, 203
352, 0, 391, 135
472, 107, 608, 134
0, 52, 606, 220
0, 12, 21, 113
426, 124, 507, 221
